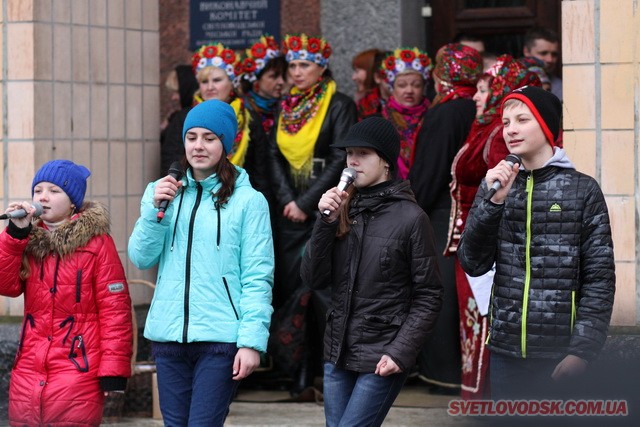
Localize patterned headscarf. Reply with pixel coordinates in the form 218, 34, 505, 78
431, 43, 483, 106
477, 54, 541, 124
518, 56, 550, 86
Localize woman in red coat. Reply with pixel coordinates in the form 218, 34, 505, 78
0, 159, 133, 427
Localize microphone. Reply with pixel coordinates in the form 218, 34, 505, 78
321, 167, 358, 218
157, 161, 184, 223
485, 154, 522, 201
0, 202, 43, 220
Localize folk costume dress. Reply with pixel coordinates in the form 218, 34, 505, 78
445, 55, 541, 399
408, 43, 484, 391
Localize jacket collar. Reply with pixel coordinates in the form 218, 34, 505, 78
26, 201, 111, 260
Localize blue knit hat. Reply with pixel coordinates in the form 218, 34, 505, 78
32, 160, 91, 210
182, 99, 238, 154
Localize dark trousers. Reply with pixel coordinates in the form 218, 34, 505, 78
155, 352, 239, 426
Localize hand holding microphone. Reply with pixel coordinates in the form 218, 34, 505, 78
1, 202, 43, 229
0, 202, 43, 220
485, 154, 522, 202
156, 161, 184, 223
319, 168, 357, 220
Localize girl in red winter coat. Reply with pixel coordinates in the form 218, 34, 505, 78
0, 159, 133, 427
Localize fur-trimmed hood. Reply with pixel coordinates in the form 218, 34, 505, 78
25, 201, 111, 261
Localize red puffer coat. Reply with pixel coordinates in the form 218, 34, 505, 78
0, 202, 133, 427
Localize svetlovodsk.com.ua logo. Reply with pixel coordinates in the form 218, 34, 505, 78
448, 399, 629, 417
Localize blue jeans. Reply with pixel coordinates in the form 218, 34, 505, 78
155, 351, 239, 427
323, 362, 408, 427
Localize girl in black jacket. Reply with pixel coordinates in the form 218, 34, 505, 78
301, 117, 443, 427
268, 34, 357, 395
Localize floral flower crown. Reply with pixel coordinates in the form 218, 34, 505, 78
192, 42, 242, 81
240, 35, 282, 82
382, 47, 432, 86
282, 33, 332, 67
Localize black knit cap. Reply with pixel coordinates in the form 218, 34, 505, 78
332, 117, 400, 171
502, 85, 562, 146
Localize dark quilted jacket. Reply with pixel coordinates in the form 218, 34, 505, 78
301, 180, 443, 372
458, 160, 615, 362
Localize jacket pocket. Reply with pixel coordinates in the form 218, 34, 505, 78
76, 269, 82, 303
222, 277, 239, 320
14, 314, 35, 368
361, 314, 402, 345
69, 335, 89, 373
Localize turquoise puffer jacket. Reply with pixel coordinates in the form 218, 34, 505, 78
128, 167, 274, 352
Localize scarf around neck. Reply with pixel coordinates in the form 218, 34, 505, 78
227, 97, 251, 167
383, 96, 429, 179
246, 91, 278, 134
276, 79, 336, 187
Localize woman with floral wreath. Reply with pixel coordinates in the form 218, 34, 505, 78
237, 34, 288, 204
161, 42, 255, 175
445, 55, 541, 399
406, 43, 484, 393
379, 47, 433, 180
356, 50, 392, 121
267, 33, 357, 397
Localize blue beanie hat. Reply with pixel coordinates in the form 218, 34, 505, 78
32, 160, 91, 210
182, 99, 238, 154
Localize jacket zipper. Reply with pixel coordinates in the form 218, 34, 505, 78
570, 290, 576, 332
222, 277, 239, 320
50, 256, 61, 294
183, 182, 203, 343
485, 284, 495, 345
337, 214, 367, 361
75, 269, 82, 303
521, 173, 534, 358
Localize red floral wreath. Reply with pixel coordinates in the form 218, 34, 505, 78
400, 50, 416, 62
288, 36, 302, 51
202, 46, 218, 59
243, 57, 257, 73
384, 56, 396, 70
192, 53, 202, 70
307, 37, 322, 53
221, 49, 236, 63
251, 43, 266, 59
322, 44, 332, 58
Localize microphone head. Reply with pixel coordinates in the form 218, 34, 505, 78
341, 167, 358, 183
31, 202, 43, 217
168, 161, 184, 179
505, 154, 522, 165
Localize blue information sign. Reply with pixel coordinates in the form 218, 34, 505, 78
190, 0, 280, 51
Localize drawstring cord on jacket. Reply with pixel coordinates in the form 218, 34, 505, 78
170, 189, 186, 251
167, 181, 223, 250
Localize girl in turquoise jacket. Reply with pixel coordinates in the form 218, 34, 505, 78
128, 99, 274, 426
